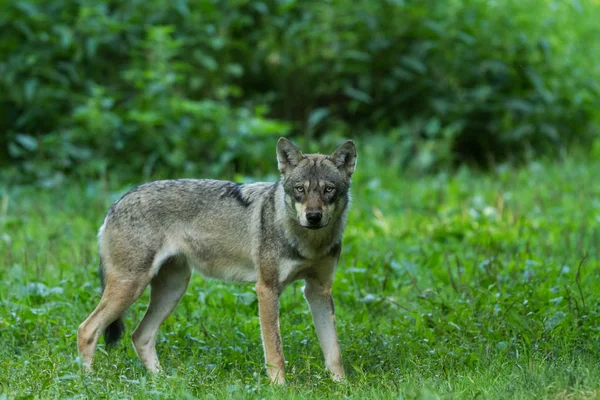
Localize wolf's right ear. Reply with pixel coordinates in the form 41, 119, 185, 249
277, 137, 304, 174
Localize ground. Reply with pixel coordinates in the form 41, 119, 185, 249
1, 148, 599, 399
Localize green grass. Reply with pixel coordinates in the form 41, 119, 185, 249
1, 147, 600, 399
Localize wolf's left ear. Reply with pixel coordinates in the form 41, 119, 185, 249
277, 137, 305, 175
330, 140, 357, 178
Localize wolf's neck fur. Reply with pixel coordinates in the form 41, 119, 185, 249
273, 183, 348, 260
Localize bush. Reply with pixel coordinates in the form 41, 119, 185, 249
1, 0, 599, 183
246, 0, 600, 170
0, 0, 290, 184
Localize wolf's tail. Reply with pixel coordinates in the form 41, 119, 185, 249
99, 258, 125, 346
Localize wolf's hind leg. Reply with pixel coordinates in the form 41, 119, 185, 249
78, 272, 149, 370
132, 256, 191, 373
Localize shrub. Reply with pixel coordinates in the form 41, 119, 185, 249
246, 0, 600, 170
1, 0, 599, 183
0, 0, 289, 184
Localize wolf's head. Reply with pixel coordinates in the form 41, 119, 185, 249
277, 137, 357, 230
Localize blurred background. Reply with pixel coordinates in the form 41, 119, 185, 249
1, 0, 599, 185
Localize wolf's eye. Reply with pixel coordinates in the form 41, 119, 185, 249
295, 186, 304, 193
324, 186, 335, 193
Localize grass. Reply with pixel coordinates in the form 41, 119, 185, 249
1, 145, 600, 399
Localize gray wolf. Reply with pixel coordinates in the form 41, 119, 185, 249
77, 137, 357, 384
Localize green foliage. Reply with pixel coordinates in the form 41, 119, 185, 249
0, 0, 290, 184
249, 0, 600, 170
1, 154, 600, 398
1, 0, 600, 182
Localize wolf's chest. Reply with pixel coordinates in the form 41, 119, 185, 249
277, 258, 315, 285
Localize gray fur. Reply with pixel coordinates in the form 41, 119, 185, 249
78, 137, 357, 383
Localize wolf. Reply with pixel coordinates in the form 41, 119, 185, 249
77, 137, 357, 384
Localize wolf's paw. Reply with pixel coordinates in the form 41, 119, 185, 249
267, 366, 286, 385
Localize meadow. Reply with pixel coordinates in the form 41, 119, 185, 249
1, 143, 599, 399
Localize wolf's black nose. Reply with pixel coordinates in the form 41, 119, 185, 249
306, 211, 322, 224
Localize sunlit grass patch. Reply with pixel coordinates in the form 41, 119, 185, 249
1, 154, 599, 398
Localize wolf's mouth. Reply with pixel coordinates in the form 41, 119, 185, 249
302, 223, 328, 230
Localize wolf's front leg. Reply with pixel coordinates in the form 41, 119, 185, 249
256, 280, 285, 384
304, 278, 345, 381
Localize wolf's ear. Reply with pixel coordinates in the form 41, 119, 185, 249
330, 140, 357, 178
277, 137, 305, 174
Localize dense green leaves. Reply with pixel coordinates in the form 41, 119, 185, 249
1, 0, 599, 183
